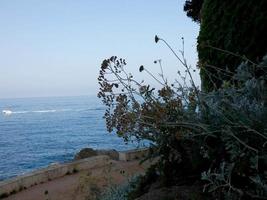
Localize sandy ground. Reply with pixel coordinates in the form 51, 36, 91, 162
4, 159, 150, 200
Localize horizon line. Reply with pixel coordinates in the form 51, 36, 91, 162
0, 94, 98, 100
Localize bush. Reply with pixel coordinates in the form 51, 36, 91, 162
199, 57, 267, 199
97, 36, 267, 199
99, 176, 140, 200
198, 0, 267, 91
183, 0, 203, 23
126, 165, 159, 200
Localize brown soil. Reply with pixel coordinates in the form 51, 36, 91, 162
4, 159, 150, 200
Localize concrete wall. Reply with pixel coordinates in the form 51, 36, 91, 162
0, 148, 149, 198
0, 155, 110, 198
119, 148, 149, 161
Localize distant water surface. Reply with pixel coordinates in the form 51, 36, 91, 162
0, 96, 141, 181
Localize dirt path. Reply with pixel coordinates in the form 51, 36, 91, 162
4, 160, 149, 200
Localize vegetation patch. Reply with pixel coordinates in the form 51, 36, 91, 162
0, 193, 9, 199
98, 36, 267, 199
198, 0, 267, 91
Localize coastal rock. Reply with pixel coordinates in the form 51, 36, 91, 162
74, 148, 119, 160
74, 148, 97, 160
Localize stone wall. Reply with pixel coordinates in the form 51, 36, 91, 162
119, 148, 149, 161
0, 148, 149, 198
0, 155, 110, 198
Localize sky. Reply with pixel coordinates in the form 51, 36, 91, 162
0, 0, 200, 99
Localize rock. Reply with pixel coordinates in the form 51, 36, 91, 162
96, 149, 119, 160
74, 148, 119, 160
74, 148, 97, 160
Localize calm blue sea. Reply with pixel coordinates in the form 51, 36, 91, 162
0, 96, 141, 181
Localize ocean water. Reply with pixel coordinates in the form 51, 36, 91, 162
0, 96, 140, 181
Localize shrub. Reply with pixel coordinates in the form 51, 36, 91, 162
99, 176, 140, 200
183, 0, 203, 23
126, 165, 161, 200
199, 57, 267, 199
198, 0, 267, 91
98, 36, 267, 199
0, 193, 9, 199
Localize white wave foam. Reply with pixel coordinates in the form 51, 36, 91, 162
74, 108, 88, 112
2, 110, 12, 115
33, 110, 57, 113
12, 111, 29, 114
3, 108, 92, 115
10, 109, 67, 114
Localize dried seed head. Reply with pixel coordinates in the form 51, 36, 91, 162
155, 35, 159, 43
139, 65, 144, 72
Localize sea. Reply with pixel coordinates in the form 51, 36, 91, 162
0, 95, 143, 181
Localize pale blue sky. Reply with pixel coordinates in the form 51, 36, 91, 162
0, 0, 199, 98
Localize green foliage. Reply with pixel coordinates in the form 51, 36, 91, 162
198, 0, 267, 91
198, 58, 267, 199
99, 176, 140, 200
127, 165, 159, 200
183, 0, 203, 23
